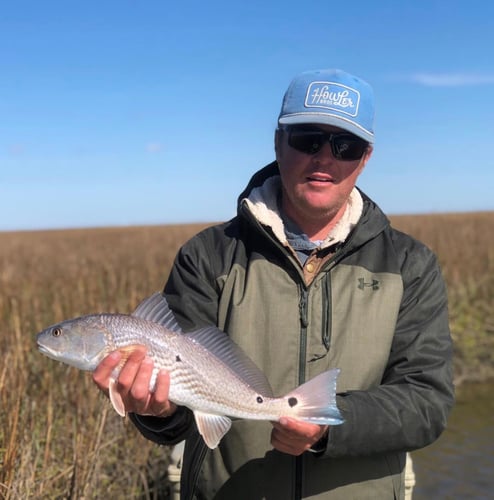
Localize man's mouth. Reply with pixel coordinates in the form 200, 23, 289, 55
307, 175, 333, 183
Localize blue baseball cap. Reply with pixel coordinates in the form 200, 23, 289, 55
278, 69, 375, 143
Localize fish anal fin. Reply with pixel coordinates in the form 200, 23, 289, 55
193, 411, 231, 449
109, 376, 126, 417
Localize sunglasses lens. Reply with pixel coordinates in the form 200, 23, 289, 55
288, 130, 325, 155
332, 135, 368, 161
287, 128, 367, 161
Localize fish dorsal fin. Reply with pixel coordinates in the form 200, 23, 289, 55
132, 292, 182, 333
133, 293, 273, 396
186, 326, 273, 397
194, 411, 232, 449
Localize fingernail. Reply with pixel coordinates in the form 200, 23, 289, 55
279, 417, 288, 426
142, 356, 154, 366
108, 351, 121, 362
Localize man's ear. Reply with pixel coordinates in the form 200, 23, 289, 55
357, 145, 373, 174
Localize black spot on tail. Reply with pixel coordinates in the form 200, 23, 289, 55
176, 355, 181, 362
288, 397, 298, 407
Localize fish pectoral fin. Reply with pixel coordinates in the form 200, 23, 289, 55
117, 344, 148, 361
109, 376, 126, 417
193, 411, 232, 449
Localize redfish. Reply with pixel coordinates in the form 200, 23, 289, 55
36, 292, 343, 449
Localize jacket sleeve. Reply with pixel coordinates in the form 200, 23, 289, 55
129, 407, 195, 445
129, 229, 222, 444
326, 245, 455, 457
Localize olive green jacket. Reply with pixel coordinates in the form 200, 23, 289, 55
131, 162, 454, 499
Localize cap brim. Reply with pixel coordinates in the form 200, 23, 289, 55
279, 113, 374, 143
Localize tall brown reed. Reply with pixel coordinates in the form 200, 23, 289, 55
390, 211, 494, 383
0, 224, 205, 499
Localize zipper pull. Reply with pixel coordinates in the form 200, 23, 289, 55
299, 288, 309, 327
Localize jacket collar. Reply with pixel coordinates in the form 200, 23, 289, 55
238, 161, 389, 252
239, 162, 364, 250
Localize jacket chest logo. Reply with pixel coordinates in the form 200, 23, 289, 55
358, 278, 380, 291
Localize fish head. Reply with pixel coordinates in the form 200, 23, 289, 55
36, 315, 110, 371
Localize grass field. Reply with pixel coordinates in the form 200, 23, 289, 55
1, 213, 492, 498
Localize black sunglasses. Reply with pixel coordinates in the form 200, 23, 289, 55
285, 126, 369, 161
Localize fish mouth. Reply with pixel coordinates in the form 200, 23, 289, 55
37, 341, 60, 360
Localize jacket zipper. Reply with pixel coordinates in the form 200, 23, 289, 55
298, 286, 309, 382
295, 286, 309, 499
322, 276, 331, 350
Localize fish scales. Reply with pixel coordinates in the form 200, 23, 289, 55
101, 315, 266, 416
36, 292, 343, 449
104, 315, 280, 420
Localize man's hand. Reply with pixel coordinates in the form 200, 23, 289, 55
271, 418, 328, 456
92, 346, 177, 417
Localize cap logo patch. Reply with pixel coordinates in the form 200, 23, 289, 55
305, 81, 360, 117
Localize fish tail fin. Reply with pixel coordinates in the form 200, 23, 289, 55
285, 369, 343, 425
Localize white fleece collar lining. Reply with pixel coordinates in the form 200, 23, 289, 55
242, 176, 363, 249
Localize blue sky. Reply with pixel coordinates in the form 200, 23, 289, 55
1, 0, 493, 231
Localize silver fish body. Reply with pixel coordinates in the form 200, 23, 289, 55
37, 292, 343, 448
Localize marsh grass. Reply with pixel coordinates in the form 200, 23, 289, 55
0, 224, 205, 499
390, 212, 494, 383
0, 214, 493, 498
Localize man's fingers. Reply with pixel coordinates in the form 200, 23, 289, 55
271, 418, 328, 456
275, 417, 323, 438
272, 418, 308, 440
92, 348, 177, 418
115, 348, 147, 393
130, 356, 154, 402
149, 370, 177, 417
153, 370, 171, 404
93, 351, 122, 392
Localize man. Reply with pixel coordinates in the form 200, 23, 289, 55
94, 69, 454, 499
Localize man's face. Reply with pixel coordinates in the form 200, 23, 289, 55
275, 123, 373, 226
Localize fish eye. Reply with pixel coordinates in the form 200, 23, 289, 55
52, 327, 62, 337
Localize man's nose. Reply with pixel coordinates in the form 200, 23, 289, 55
311, 141, 336, 163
